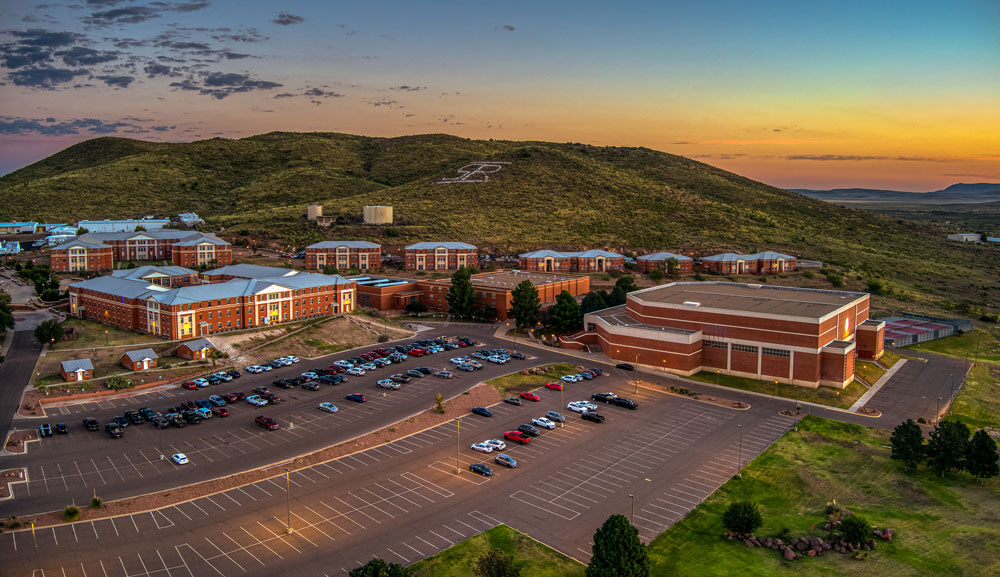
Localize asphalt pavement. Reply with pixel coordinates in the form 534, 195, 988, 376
0, 331, 43, 436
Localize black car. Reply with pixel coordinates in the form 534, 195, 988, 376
268, 360, 284, 369
504, 397, 522, 406
252, 386, 270, 395
207, 375, 223, 385
615, 363, 634, 371
471, 406, 493, 418
113, 415, 130, 429
345, 393, 367, 403
592, 392, 618, 404
182, 411, 202, 424
517, 424, 540, 437
416, 367, 433, 375
613, 397, 638, 410
273, 379, 295, 389
124, 409, 144, 424
227, 369, 241, 378
582, 411, 606, 423
469, 463, 493, 477
56, 423, 68, 434
301, 381, 320, 391
152, 417, 170, 429
82, 417, 99, 431
511, 352, 525, 360
319, 375, 344, 385
139, 407, 157, 420
406, 369, 425, 378
105, 423, 123, 438
169, 414, 186, 428
589, 367, 603, 375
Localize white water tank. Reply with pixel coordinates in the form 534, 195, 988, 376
364, 206, 393, 225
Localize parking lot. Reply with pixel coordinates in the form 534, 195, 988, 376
1, 332, 575, 516
2, 364, 797, 576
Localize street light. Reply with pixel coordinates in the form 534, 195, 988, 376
104, 330, 108, 346
737, 424, 744, 479
283, 467, 293, 534
456, 418, 462, 474
716, 370, 720, 386
936, 397, 942, 424
628, 494, 635, 525
634, 353, 639, 394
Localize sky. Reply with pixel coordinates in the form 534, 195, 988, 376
1, 0, 998, 190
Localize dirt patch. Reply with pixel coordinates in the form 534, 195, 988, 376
11, 383, 501, 530
4, 430, 38, 455
0, 468, 27, 499
634, 380, 750, 410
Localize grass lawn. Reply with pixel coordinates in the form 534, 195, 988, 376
51, 318, 161, 350
485, 362, 578, 396
948, 362, 1000, 429
392, 312, 449, 322
409, 524, 584, 577
647, 416, 1000, 577
240, 316, 409, 362
32, 349, 195, 388
854, 361, 885, 385
904, 328, 1000, 365
685, 372, 866, 409
880, 349, 905, 368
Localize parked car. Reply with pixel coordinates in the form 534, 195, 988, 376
227, 369, 241, 379
245, 365, 265, 374
208, 395, 226, 407
615, 363, 634, 371
195, 399, 213, 409
504, 397, 522, 406
545, 382, 563, 391
192, 378, 209, 388
511, 352, 525, 360
346, 367, 365, 376
211, 407, 230, 417
181, 381, 198, 390
252, 386, 270, 395
470, 442, 494, 453
471, 406, 493, 418
82, 417, 99, 431
588, 367, 603, 375
613, 397, 638, 409
171, 453, 189, 465
390, 373, 411, 383
261, 392, 281, 404
416, 367, 432, 375
246, 395, 267, 407
434, 371, 453, 379
406, 369, 425, 378
301, 381, 320, 391
469, 463, 493, 477
582, 411, 606, 423
376, 379, 400, 390
55, 423, 68, 434
545, 411, 566, 423
518, 424, 541, 437
140, 407, 157, 420
255, 416, 279, 430
113, 416, 130, 429
568, 401, 597, 413
494, 453, 517, 468
592, 392, 618, 403
105, 423, 123, 438
319, 375, 345, 385
318, 402, 339, 413
504, 431, 532, 444
183, 411, 203, 424
212, 371, 232, 382
532, 417, 556, 430
345, 393, 367, 403
560, 375, 581, 383
484, 439, 506, 451
39, 423, 52, 437
519, 392, 540, 402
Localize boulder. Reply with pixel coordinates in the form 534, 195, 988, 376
744, 539, 755, 549
822, 542, 832, 551
824, 522, 832, 531
862, 544, 871, 551
783, 547, 796, 561
806, 549, 816, 557
868, 539, 877, 550
795, 541, 808, 551
764, 537, 773, 548
751, 537, 761, 547
810, 537, 823, 548
775, 539, 784, 546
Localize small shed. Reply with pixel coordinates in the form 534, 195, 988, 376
121, 348, 159, 371
60, 358, 94, 382
176, 338, 215, 360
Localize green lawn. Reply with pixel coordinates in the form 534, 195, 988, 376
409, 524, 584, 577
647, 416, 1000, 577
904, 328, 1000, 365
948, 363, 1000, 429
485, 362, 578, 396
880, 349, 905, 368
685, 372, 866, 409
51, 318, 162, 350
854, 361, 885, 385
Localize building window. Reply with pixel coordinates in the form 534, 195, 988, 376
732, 343, 759, 354
703, 340, 727, 349
762, 347, 790, 358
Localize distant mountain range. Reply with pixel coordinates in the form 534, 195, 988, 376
791, 183, 1000, 204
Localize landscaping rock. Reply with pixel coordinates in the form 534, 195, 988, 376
744, 539, 755, 548
795, 541, 808, 551
824, 522, 832, 531
806, 549, 816, 557
775, 539, 783, 546
822, 542, 832, 551
784, 547, 796, 561
810, 537, 822, 548
751, 537, 761, 547
764, 537, 773, 548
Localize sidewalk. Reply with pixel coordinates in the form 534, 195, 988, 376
848, 359, 908, 412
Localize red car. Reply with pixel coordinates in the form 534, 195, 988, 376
211, 407, 230, 417
544, 382, 563, 391
255, 416, 278, 430
410, 348, 429, 356
520, 391, 541, 402
504, 431, 532, 444
181, 381, 198, 390
327, 365, 346, 374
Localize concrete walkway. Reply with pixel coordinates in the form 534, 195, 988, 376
848, 359, 908, 412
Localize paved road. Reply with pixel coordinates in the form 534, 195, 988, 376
861, 349, 969, 425
0, 331, 44, 436
0, 328, 575, 517
1, 369, 797, 576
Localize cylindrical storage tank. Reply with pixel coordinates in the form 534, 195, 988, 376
364, 205, 393, 225
307, 204, 324, 221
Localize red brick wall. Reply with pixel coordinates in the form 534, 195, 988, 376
761, 353, 791, 380
306, 247, 382, 271
405, 248, 477, 271
51, 247, 113, 272
820, 351, 849, 383
792, 353, 820, 384
637, 259, 693, 274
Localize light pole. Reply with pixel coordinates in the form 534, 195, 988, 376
634, 353, 639, 394
628, 494, 635, 525
560, 383, 565, 428
288, 394, 294, 429
283, 467, 293, 534
104, 330, 108, 346
737, 424, 744, 479
716, 370, 720, 386
936, 397, 942, 424
456, 418, 461, 474
774, 380, 779, 397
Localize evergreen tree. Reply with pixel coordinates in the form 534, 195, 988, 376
349, 558, 409, 577
609, 286, 627, 306
722, 501, 764, 535
404, 301, 427, 316
34, 319, 65, 346
446, 267, 478, 319
0, 296, 14, 333
615, 275, 639, 294
889, 419, 925, 471
926, 420, 970, 477
509, 279, 540, 329
966, 429, 1000, 478
581, 291, 608, 314
665, 258, 680, 278
587, 514, 650, 577
549, 290, 583, 333
473, 549, 520, 577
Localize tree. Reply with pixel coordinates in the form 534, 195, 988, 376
322, 264, 339, 275
889, 419, 925, 471
587, 514, 650, 577
648, 268, 664, 282
446, 267, 478, 319
76, 227, 89, 235
721, 501, 763, 535
966, 429, 1000, 478
349, 558, 409, 577
615, 275, 639, 294
839, 514, 871, 546
608, 286, 627, 306
581, 291, 608, 314
665, 258, 680, 278
0, 297, 14, 334
926, 420, 970, 477
105, 376, 134, 390
34, 319, 65, 345
434, 393, 445, 414
474, 549, 520, 577
405, 301, 427, 316
509, 279, 540, 329
134, 225, 146, 232
549, 290, 583, 334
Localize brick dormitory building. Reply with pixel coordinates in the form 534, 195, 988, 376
419, 270, 590, 321
567, 281, 884, 388
700, 251, 797, 275
69, 264, 355, 340
305, 241, 381, 271
636, 252, 694, 274
518, 250, 624, 272
51, 230, 232, 272
404, 242, 477, 271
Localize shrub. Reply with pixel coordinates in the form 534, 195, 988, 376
105, 375, 134, 390
722, 501, 763, 535
377, 334, 390, 343
693, 273, 705, 281
802, 270, 815, 279
840, 514, 871, 546
474, 549, 520, 577
91, 496, 103, 509
757, 276, 767, 282
63, 505, 81, 522
917, 417, 927, 424
434, 393, 445, 414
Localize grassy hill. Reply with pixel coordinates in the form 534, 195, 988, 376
2, 132, 997, 313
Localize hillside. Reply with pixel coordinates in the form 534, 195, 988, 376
2, 132, 997, 313
792, 183, 1000, 204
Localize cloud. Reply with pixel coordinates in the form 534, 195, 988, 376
8, 66, 88, 88
220, 51, 253, 59
56, 46, 119, 66
691, 153, 748, 160
503, 25, 515, 31
303, 87, 342, 98
273, 13, 304, 26
369, 100, 397, 107
170, 71, 282, 99
783, 154, 951, 162
96, 74, 133, 87
211, 28, 268, 43
84, 6, 163, 25
0, 46, 53, 69
9, 29, 84, 47
168, 78, 199, 90
143, 62, 175, 76
390, 85, 425, 91
0, 115, 143, 135
172, 1, 210, 12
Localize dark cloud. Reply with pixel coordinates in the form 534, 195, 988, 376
211, 28, 267, 43
220, 51, 253, 59
162, 41, 212, 50
109, 37, 147, 48
10, 29, 84, 47
691, 153, 748, 160
8, 66, 88, 88
84, 6, 162, 25
273, 13, 304, 26
55, 46, 119, 66
171, 71, 282, 99
0, 46, 53, 69
143, 62, 174, 76
96, 74, 133, 87
172, 1, 210, 12
273, 93, 295, 98
151, 125, 176, 131
0, 115, 143, 135
503, 25, 515, 31
390, 85, 424, 91
783, 154, 950, 162
303, 87, 342, 98
85, 0, 130, 5
370, 100, 397, 107
168, 78, 199, 90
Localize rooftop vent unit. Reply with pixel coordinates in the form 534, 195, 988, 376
682, 301, 701, 307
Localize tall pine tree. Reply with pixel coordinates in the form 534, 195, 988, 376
587, 514, 650, 577
966, 429, 1000, 478
889, 419, 925, 471
446, 267, 478, 319
926, 420, 970, 477
508, 280, 540, 329
549, 290, 583, 334
581, 291, 608, 314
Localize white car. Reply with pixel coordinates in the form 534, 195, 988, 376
487, 356, 508, 364
346, 367, 365, 376
465, 360, 483, 369
376, 379, 400, 390
360, 363, 377, 371
284, 356, 300, 363
245, 365, 264, 374
301, 371, 318, 380
568, 401, 597, 413
213, 371, 232, 382
246, 395, 267, 407
274, 358, 292, 366
484, 439, 506, 451
318, 402, 339, 413
171, 453, 189, 465
532, 417, 556, 430
470, 442, 494, 454
334, 360, 353, 368
561, 375, 581, 383
192, 378, 209, 387
450, 357, 469, 365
